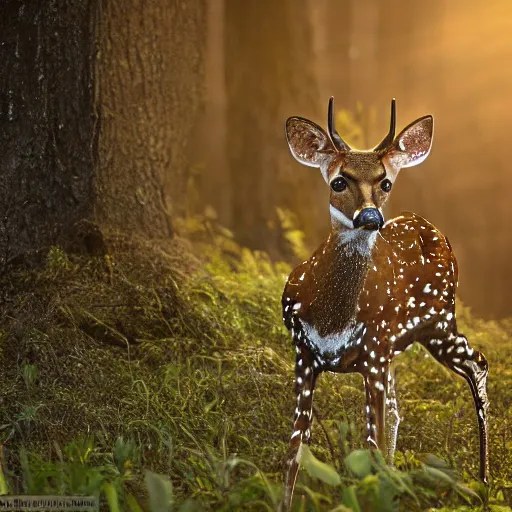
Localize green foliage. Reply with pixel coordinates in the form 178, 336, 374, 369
276, 208, 310, 262
46, 246, 71, 274
144, 470, 173, 512
0, 450, 7, 496
0, 215, 511, 510
103, 482, 121, 512
292, 439, 489, 512
344, 450, 373, 479
299, 445, 341, 486
20, 362, 37, 392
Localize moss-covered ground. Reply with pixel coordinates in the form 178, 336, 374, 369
0, 217, 510, 511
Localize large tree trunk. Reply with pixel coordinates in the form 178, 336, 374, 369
0, 0, 206, 264
96, 0, 206, 236
0, 0, 98, 263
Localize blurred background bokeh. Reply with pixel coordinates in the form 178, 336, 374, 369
190, 0, 512, 320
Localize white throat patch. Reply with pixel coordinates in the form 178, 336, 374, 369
330, 205, 378, 256
340, 229, 378, 256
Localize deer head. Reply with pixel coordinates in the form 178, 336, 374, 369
285, 98, 434, 234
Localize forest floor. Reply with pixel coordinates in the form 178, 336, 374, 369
0, 215, 511, 511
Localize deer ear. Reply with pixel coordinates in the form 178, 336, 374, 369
386, 115, 434, 169
285, 117, 336, 179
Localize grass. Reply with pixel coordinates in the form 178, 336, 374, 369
0, 213, 510, 511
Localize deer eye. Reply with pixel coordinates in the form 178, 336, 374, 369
380, 179, 392, 192
330, 176, 347, 192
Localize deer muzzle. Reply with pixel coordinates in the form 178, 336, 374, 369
353, 207, 384, 231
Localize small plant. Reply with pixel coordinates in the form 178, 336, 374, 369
21, 362, 37, 392
0, 447, 8, 496
46, 246, 71, 273
294, 444, 485, 512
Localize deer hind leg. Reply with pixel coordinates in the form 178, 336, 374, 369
363, 363, 389, 455
281, 346, 319, 512
422, 333, 489, 483
384, 364, 400, 466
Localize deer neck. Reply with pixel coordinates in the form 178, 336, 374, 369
300, 222, 374, 342
290, 211, 379, 344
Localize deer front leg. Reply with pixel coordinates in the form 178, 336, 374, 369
363, 363, 389, 454
281, 345, 319, 512
422, 333, 489, 483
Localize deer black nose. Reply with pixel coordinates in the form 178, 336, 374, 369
353, 208, 384, 231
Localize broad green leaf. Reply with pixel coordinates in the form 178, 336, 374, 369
342, 485, 361, 512
455, 481, 481, 503
145, 470, 173, 512
422, 465, 455, 486
178, 499, 204, 512
467, 479, 488, 503
126, 494, 144, 512
0, 459, 8, 495
103, 482, 120, 512
344, 450, 373, 478
297, 445, 341, 486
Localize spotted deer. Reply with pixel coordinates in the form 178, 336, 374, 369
280, 98, 489, 511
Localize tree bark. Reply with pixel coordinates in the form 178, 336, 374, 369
0, 0, 98, 263
0, 0, 206, 264
96, 0, 206, 236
